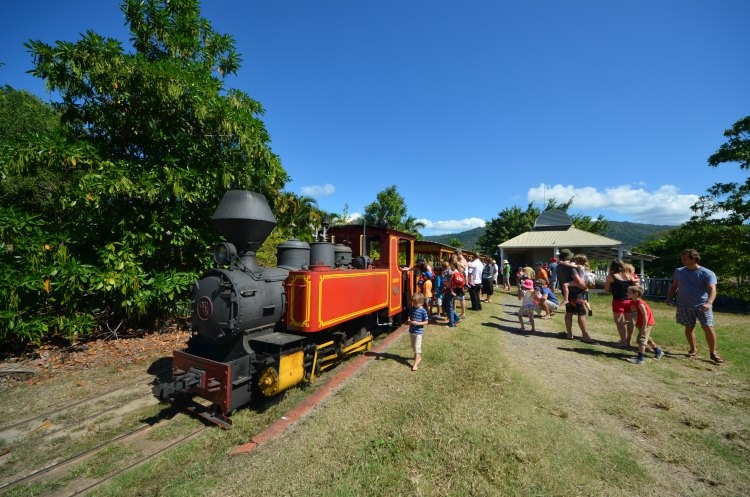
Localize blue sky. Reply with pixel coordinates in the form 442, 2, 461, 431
2, 1, 748, 235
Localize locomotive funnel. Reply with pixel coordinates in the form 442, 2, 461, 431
212, 191, 276, 252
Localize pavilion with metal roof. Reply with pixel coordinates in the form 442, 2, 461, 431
414, 240, 480, 267
496, 210, 657, 277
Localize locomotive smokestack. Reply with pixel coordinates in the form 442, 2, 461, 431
212, 191, 276, 253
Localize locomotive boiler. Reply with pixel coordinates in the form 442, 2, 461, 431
153, 190, 416, 427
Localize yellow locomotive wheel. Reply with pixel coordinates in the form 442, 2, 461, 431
258, 350, 306, 397
258, 367, 280, 397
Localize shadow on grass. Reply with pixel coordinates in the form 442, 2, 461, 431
481, 319, 538, 337
485, 314, 563, 339
558, 345, 633, 361
364, 351, 412, 368
140, 402, 189, 426
148, 356, 174, 382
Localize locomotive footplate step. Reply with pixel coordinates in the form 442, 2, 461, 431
177, 399, 233, 429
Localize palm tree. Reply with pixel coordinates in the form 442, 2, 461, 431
274, 192, 319, 241
401, 216, 426, 238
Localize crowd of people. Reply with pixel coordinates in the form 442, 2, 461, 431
405, 248, 723, 370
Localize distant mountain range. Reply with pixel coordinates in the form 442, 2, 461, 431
424, 221, 675, 253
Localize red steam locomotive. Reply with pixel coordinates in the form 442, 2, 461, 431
152, 190, 417, 427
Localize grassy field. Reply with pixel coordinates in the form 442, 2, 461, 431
3, 290, 749, 496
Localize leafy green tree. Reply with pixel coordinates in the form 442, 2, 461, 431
273, 192, 319, 241
636, 116, 750, 302
571, 214, 610, 235
692, 115, 750, 224
402, 216, 427, 239
0, 86, 66, 215
1, 0, 288, 345
335, 203, 352, 225
0, 86, 60, 145
363, 185, 425, 236
448, 237, 463, 248
635, 222, 750, 301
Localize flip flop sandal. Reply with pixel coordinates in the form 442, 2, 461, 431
710, 354, 725, 364
687, 350, 697, 358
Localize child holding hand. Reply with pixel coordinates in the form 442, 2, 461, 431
627, 285, 664, 365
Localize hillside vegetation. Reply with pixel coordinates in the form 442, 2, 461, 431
425, 221, 674, 253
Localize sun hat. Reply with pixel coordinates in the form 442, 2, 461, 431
558, 249, 574, 261
503, 259, 509, 264
522, 279, 534, 290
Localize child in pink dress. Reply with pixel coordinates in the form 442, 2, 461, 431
517, 278, 536, 333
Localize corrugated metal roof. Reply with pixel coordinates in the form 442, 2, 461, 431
415, 240, 455, 249
498, 226, 621, 249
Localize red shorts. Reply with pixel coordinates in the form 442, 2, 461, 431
611, 299, 632, 314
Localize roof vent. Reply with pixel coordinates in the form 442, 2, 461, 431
533, 210, 573, 231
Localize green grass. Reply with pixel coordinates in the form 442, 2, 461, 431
4, 290, 750, 497
68, 443, 142, 479
91, 305, 650, 496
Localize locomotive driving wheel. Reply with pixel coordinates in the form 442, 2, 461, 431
257, 365, 280, 397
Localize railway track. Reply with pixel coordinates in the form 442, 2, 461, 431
0, 327, 406, 495
0, 371, 209, 496
65, 426, 206, 497
0, 413, 205, 496
0, 374, 157, 446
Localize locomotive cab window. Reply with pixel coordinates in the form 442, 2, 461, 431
364, 237, 381, 265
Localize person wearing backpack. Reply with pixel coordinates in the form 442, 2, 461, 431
441, 261, 460, 327
451, 267, 465, 293
450, 254, 467, 318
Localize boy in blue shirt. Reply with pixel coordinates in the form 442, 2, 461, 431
534, 279, 559, 319
407, 292, 429, 371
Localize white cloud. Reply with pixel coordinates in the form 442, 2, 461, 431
300, 183, 335, 197
418, 217, 486, 235
527, 183, 700, 225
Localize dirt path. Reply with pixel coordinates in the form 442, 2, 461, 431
492, 290, 749, 496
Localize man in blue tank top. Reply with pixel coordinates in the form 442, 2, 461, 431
665, 248, 723, 364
